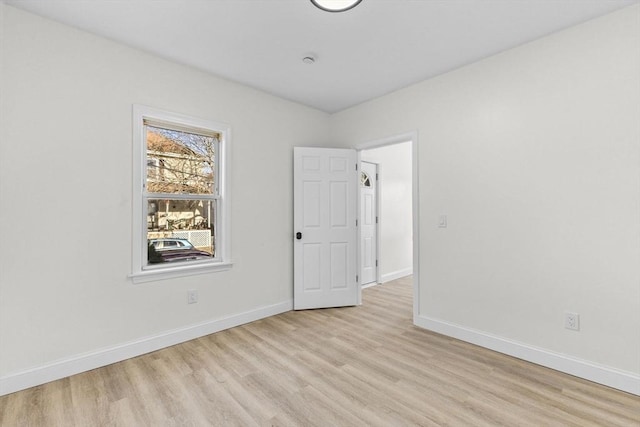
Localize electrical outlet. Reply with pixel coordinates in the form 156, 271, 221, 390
565, 312, 580, 331
187, 290, 198, 304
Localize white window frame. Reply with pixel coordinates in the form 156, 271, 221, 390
130, 105, 232, 283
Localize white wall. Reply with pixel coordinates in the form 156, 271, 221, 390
361, 143, 413, 282
0, 4, 329, 392
331, 5, 640, 391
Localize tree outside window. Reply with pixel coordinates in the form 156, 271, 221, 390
144, 126, 219, 264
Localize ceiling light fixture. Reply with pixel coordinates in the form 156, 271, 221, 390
310, 0, 363, 13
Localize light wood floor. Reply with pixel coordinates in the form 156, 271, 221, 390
1, 277, 638, 426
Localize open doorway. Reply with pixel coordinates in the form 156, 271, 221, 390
358, 134, 418, 302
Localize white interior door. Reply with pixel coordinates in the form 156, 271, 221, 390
360, 161, 378, 285
294, 147, 358, 310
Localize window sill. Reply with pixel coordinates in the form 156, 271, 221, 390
130, 261, 233, 284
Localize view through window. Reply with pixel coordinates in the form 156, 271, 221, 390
145, 124, 219, 265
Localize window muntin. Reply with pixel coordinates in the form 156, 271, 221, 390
132, 105, 231, 282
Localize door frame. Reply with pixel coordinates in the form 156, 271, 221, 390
356, 131, 420, 323
359, 160, 380, 287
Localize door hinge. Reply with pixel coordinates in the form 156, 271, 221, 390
355, 163, 358, 171
376, 216, 378, 224
376, 260, 378, 267
356, 219, 358, 226
356, 275, 359, 282
376, 173, 379, 180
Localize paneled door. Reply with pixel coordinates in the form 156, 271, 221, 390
293, 147, 358, 310
360, 161, 378, 285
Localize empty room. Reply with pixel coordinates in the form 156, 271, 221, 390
0, 0, 639, 425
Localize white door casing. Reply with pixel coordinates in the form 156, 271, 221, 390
360, 161, 378, 285
294, 147, 358, 310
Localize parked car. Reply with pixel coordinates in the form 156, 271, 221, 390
150, 237, 195, 250
148, 238, 212, 263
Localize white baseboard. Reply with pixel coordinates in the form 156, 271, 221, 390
361, 282, 379, 289
381, 268, 413, 283
415, 315, 640, 396
0, 300, 293, 396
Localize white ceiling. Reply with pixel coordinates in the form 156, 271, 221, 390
4, 0, 638, 113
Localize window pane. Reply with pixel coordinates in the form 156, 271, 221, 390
147, 198, 215, 264
360, 171, 371, 187
146, 125, 216, 195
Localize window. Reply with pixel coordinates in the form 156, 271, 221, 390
131, 105, 231, 282
361, 171, 371, 187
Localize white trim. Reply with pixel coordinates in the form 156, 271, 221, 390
411, 135, 420, 322
374, 162, 382, 285
381, 268, 413, 283
361, 282, 379, 289
0, 300, 292, 396
131, 105, 232, 283
355, 131, 420, 322
356, 151, 362, 305
129, 261, 233, 283
415, 315, 640, 396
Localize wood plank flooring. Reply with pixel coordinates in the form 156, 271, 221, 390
1, 276, 639, 426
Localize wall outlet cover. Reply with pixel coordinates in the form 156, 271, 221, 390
565, 312, 580, 331
187, 290, 198, 304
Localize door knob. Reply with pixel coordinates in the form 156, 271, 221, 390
296, 232, 302, 240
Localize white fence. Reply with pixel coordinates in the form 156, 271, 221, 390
148, 230, 212, 249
